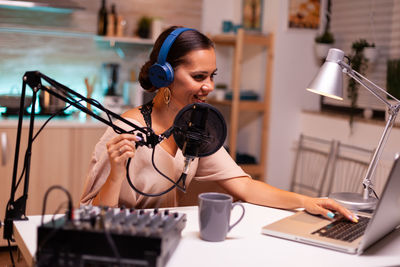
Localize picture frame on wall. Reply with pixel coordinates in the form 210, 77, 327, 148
288, 0, 320, 29
242, 0, 263, 32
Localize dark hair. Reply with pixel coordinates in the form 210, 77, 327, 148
138, 26, 214, 92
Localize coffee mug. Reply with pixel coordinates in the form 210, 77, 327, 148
198, 192, 245, 242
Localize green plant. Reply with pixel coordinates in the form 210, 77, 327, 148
315, 0, 334, 44
137, 16, 152, 38
215, 83, 228, 90
387, 59, 400, 100
315, 31, 334, 44
347, 39, 370, 127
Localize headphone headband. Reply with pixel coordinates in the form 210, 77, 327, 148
157, 27, 193, 65
149, 27, 195, 88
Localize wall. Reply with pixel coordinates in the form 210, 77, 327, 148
202, 0, 321, 190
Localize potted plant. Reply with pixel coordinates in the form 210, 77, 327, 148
347, 39, 370, 127
137, 16, 152, 38
314, 0, 334, 59
214, 83, 228, 101
363, 42, 378, 64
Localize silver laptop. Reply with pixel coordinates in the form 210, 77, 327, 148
262, 154, 400, 254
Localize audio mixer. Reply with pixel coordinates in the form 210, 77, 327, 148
36, 205, 186, 266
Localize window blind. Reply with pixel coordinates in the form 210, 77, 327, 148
322, 0, 397, 111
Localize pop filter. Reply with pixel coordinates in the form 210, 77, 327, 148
125, 102, 227, 197
172, 102, 227, 158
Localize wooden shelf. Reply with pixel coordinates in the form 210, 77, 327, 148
211, 32, 272, 46
210, 29, 274, 181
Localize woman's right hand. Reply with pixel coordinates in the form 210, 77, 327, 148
106, 133, 142, 174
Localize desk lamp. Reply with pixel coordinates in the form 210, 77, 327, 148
307, 48, 400, 210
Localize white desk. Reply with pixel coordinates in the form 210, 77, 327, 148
13, 203, 400, 267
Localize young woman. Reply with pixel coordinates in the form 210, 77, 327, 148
80, 26, 357, 222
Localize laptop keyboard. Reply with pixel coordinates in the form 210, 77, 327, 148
312, 216, 370, 242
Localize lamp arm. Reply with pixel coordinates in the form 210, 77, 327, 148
338, 61, 400, 107
338, 61, 400, 199
362, 111, 398, 199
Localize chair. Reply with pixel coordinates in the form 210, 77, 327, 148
324, 142, 375, 196
290, 134, 335, 197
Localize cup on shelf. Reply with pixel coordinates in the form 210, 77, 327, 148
222, 20, 233, 33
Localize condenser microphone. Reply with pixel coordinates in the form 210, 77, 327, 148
172, 102, 226, 158
126, 102, 227, 196
180, 104, 209, 158
170, 102, 227, 191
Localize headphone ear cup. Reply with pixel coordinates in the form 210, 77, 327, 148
149, 62, 174, 88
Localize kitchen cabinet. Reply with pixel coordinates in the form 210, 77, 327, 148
208, 29, 274, 180
0, 122, 106, 246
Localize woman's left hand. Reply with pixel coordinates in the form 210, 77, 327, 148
303, 197, 359, 223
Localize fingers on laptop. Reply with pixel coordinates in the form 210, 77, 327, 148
320, 198, 359, 223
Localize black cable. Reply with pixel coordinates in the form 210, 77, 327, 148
50, 201, 69, 226
13, 100, 81, 192
362, 183, 380, 200
372, 188, 379, 200
41, 185, 73, 225
7, 236, 15, 267
125, 146, 187, 197
36, 186, 73, 265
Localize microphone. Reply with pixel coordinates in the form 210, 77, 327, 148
171, 103, 227, 191
126, 102, 226, 196
180, 103, 210, 158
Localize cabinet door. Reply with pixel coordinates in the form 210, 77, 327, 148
26, 127, 106, 215
0, 129, 18, 246
27, 127, 73, 216
70, 127, 106, 206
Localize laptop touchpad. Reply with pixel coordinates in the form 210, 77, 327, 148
290, 212, 326, 224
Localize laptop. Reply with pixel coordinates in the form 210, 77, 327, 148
262, 154, 400, 254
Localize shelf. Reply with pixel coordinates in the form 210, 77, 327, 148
93, 36, 153, 59
207, 99, 265, 112
211, 32, 272, 46
93, 36, 153, 46
209, 29, 274, 181
0, 26, 94, 38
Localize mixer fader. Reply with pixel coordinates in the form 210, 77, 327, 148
36, 205, 187, 267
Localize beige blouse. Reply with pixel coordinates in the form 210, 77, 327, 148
80, 118, 249, 208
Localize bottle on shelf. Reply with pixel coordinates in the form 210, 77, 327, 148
105, 63, 119, 96
107, 4, 117, 36
103, 63, 124, 115
97, 0, 108, 36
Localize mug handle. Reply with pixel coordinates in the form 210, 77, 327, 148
228, 202, 245, 232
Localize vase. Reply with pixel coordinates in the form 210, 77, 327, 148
364, 47, 378, 64
314, 43, 333, 60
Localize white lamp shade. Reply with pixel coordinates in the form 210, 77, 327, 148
307, 48, 345, 100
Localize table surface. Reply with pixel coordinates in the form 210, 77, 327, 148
13, 203, 400, 267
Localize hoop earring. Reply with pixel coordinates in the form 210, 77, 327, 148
163, 87, 171, 105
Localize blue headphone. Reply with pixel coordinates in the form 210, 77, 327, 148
149, 27, 194, 88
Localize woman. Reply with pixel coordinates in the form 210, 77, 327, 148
80, 26, 357, 222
